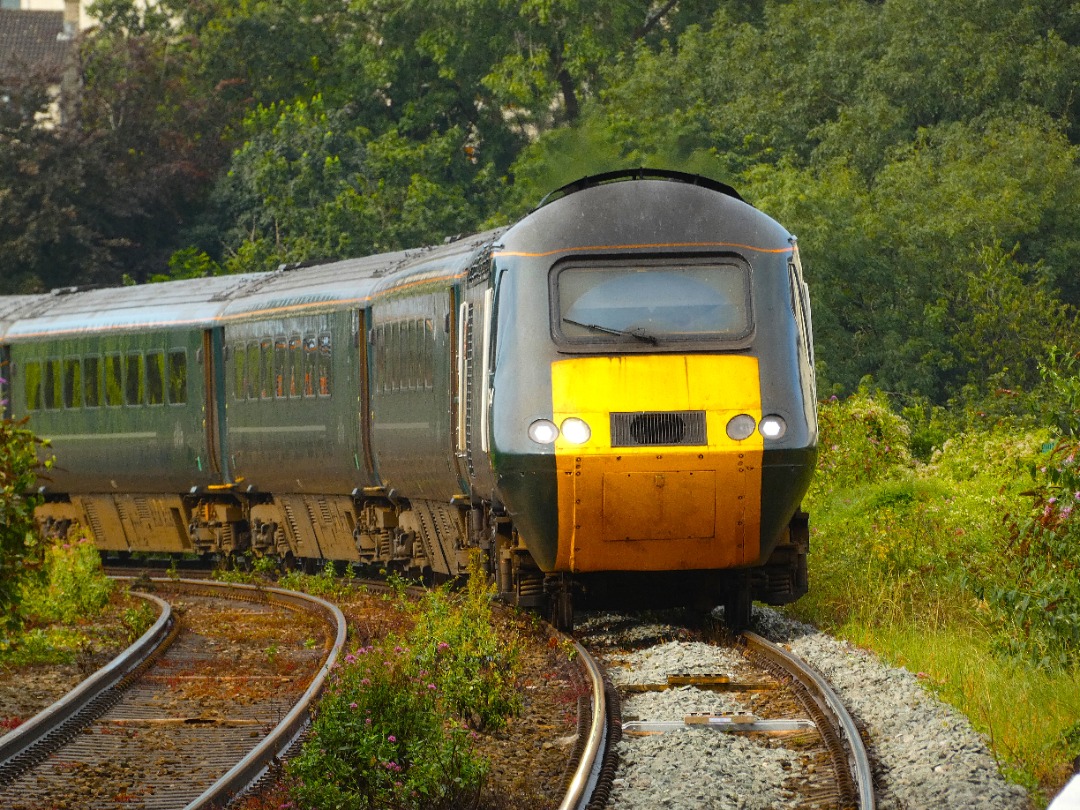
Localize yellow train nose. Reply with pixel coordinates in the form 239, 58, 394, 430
550, 355, 764, 573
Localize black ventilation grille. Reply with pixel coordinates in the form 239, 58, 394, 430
610, 411, 707, 447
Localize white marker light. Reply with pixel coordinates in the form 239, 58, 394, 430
560, 417, 592, 444
759, 415, 787, 439
528, 419, 560, 444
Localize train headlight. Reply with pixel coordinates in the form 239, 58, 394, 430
759, 415, 787, 439
726, 414, 756, 441
528, 419, 559, 444
560, 417, 592, 444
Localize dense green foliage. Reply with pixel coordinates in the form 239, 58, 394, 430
0, 411, 50, 636
287, 566, 521, 809
4, 0, 1080, 403
991, 351, 1080, 668
0, 533, 130, 667
796, 388, 1080, 795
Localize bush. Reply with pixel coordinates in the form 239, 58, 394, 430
810, 385, 913, 497
21, 534, 114, 624
287, 559, 521, 809
987, 351, 1080, 668
0, 414, 51, 635
289, 640, 488, 810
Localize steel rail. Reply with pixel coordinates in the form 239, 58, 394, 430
558, 639, 608, 810
122, 578, 348, 810
0, 590, 174, 778
742, 630, 876, 810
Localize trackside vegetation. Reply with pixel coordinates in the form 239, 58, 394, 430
279, 563, 523, 810
0, 394, 50, 637
795, 367, 1080, 801
2, 379, 150, 665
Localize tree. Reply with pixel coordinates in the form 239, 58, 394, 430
0, 77, 119, 293
203, 96, 499, 273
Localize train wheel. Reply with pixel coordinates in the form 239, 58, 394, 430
722, 572, 752, 632
551, 589, 574, 633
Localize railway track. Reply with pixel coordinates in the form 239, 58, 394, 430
0, 572, 872, 809
0, 578, 346, 810
573, 611, 876, 810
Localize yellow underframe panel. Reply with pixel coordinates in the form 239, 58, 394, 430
551, 355, 762, 572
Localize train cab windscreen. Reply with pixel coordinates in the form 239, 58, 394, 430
552, 259, 752, 347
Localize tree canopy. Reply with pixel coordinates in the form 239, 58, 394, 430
2, 0, 1080, 404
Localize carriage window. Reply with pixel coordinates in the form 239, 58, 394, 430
289, 335, 302, 398
274, 335, 288, 399
424, 318, 435, 389
260, 338, 274, 399
168, 351, 187, 404
84, 357, 101, 407
317, 333, 331, 397
63, 358, 82, 409
105, 354, 123, 406
43, 359, 61, 410
246, 343, 260, 400
303, 335, 317, 397
125, 353, 144, 405
553, 259, 753, 346
233, 345, 246, 400
24, 361, 42, 410
374, 326, 386, 393
146, 351, 165, 405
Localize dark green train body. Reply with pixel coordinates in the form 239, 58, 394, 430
1, 171, 817, 626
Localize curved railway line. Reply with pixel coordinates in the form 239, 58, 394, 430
0, 579, 346, 810
0, 573, 875, 809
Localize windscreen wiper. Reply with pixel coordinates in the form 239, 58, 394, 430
562, 317, 658, 345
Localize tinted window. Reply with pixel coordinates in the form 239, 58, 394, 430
63, 358, 82, 409
44, 359, 61, 409
289, 335, 302, 398
554, 260, 752, 346
125, 353, 144, 406
25, 361, 42, 410
105, 355, 123, 406
303, 336, 317, 397
260, 339, 274, 399
168, 350, 187, 404
317, 333, 331, 397
246, 343, 260, 400
274, 335, 288, 399
84, 357, 101, 407
145, 351, 165, 405
233, 344, 246, 400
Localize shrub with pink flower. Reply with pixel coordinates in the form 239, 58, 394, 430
286, 566, 517, 809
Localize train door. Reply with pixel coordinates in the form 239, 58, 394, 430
200, 327, 229, 482
357, 308, 377, 479
456, 270, 497, 499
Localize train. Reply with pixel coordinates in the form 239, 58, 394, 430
0, 169, 817, 629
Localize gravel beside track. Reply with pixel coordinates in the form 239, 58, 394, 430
753, 608, 1031, 810
577, 606, 1031, 810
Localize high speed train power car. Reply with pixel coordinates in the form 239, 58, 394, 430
0, 169, 817, 628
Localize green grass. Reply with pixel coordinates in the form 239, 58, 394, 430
792, 394, 1080, 806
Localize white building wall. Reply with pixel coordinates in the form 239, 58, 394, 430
10, 1, 91, 30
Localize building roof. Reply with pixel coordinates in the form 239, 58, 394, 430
0, 10, 72, 83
